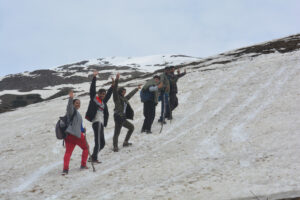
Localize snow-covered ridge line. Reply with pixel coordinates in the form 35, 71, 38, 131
181, 33, 300, 70
81, 54, 201, 72
0, 34, 300, 115
0, 54, 201, 113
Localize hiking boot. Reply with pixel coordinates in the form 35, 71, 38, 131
61, 169, 68, 175
146, 130, 152, 134
158, 118, 166, 124
123, 141, 132, 147
80, 165, 89, 170
88, 157, 102, 164
141, 129, 146, 133
113, 147, 119, 152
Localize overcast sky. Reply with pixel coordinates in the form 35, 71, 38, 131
0, 0, 299, 76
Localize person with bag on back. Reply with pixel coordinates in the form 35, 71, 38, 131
112, 73, 141, 152
62, 90, 89, 175
140, 75, 163, 133
85, 70, 114, 163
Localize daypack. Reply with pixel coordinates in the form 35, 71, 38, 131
55, 111, 76, 140
140, 89, 153, 103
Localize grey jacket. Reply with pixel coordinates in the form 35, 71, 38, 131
65, 97, 83, 138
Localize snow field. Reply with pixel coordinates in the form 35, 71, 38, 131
0, 51, 300, 200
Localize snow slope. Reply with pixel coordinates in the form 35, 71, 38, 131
0, 50, 300, 200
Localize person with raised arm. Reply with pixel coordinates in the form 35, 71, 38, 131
112, 73, 141, 152
85, 70, 114, 163
62, 90, 88, 175
167, 66, 186, 119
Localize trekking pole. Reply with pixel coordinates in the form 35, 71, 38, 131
159, 118, 164, 133
84, 134, 96, 172
159, 93, 166, 133
168, 95, 172, 124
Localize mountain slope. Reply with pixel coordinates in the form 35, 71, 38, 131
0, 54, 201, 113
0, 34, 300, 200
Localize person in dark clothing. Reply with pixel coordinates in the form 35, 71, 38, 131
167, 66, 186, 119
141, 75, 163, 133
85, 70, 114, 163
112, 73, 141, 152
158, 67, 171, 123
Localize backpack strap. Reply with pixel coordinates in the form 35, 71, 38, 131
63, 110, 77, 145
69, 110, 77, 125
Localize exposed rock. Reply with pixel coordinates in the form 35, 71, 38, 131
186, 33, 300, 70
44, 87, 74, 101
57, 60, 89, 70
0, 94, 43, 113
0, 70, 90, 92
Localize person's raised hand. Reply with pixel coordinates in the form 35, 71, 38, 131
93, 70, 98, 77
69, 90, 74, 98
111, 77, 115, 87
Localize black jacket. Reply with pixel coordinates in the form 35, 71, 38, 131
168, 72, 186, 94
85, 77, 113, 127
113, 78, 138, 120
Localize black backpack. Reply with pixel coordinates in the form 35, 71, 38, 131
55, 111, 76, 140
140, 89, 153, 103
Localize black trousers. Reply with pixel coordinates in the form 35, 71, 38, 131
142, 101, 156, 131
113, 114, 134, 148
169, 92, 178, 112
91, 122, 105, 160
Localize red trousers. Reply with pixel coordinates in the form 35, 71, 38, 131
63, 133, 88, 170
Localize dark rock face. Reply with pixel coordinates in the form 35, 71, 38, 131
0, 65, 136, 93
184, 33, 300, 69
0, 64, 147, 113
0, 70, 90, 92
57, 60, 89, 70
45, 87, 74, 101
223, 34, 300, 59
0, 94, 43, 113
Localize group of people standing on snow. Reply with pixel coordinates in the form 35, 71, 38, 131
61, 66, 186, 175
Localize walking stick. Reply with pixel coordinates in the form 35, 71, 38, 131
84, 134, 96, 172
160, 92, 166, 133
168, 94, 172, 124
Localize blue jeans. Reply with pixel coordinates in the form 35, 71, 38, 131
159, 93, 170, 120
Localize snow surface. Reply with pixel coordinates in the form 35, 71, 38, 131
0, 51, 300, 200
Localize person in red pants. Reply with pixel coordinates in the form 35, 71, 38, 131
62, 90, 89, 175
